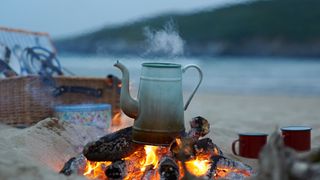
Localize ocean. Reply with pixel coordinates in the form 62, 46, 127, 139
60, 56, 320, 96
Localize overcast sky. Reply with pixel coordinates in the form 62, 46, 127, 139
0, 0, 244, 38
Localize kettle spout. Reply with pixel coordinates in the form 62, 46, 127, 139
114, 61, 139, 119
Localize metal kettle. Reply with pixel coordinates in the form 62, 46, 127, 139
114, 61, 202, 145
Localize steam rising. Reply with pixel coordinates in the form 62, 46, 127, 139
144, 21, 185, 57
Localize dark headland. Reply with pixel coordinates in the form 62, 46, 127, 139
55, 0, 320, 58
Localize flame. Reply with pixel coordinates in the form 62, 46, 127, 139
82, 144, 251, 179
123, 145, 161, 180
215, 167, 231, 177
109, 112, 133, 132
185, 151, 212, 177
142, 145, 159, 171
111, 112, 122, 126
175, 138, 182, 146
83, 145, 251, 180
215, 167, 252, 178
185, 158, 211, 176
80, 113, 252, 179
83, 161, 111, 179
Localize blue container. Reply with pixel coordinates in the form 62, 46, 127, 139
54, 103, 112, 129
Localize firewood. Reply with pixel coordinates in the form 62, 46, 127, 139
59, 157, 76, 176
170, 137, 224, 163
187, 116, 210, 140
141, 165, 156, 180
105, 150, 149, 180
83, 126, 144, 161
207, 155, 253, 179
290, 162, 320, 179
59, 154, 87, 176
194, 138, 223, 156
206, 155, 222, 179
159, 156, 179, 180
256, 129, 320, 180
296, 148, 320, 163
170, 138, 195, 161
105, 160, 127, 180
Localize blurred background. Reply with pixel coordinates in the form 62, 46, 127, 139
1, 0, 320, 95
2, 0, 320, 163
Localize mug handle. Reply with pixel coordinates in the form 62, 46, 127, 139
182, 64, 203, 110
232, 139, 240, 156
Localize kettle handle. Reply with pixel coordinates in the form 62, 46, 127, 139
182, 64, 203, 110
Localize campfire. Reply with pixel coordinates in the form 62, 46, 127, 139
60, 116, 253, 179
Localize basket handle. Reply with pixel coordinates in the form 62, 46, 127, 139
0, 59, 18, 77
53, 86, 103, 97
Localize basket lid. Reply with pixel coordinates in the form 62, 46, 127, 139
54, 103, 111, 112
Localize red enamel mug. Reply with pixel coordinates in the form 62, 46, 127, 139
232, 133, 268, 159
281, 126, 312, 151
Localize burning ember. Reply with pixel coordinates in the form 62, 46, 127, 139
82, 145, 207, 179
185, 156, 211, 176
81, 144, 251, 179
60, 116, 253, 179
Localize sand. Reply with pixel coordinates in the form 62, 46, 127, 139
185, 93, 320, 168
0, 93, 320, 179
0, 118, 106, 180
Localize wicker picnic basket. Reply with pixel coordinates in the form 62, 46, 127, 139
0, 75, 121, 126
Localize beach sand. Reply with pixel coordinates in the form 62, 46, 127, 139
185, 92, 320, 169
186, 93, 320, 148
0, 93, 319, 179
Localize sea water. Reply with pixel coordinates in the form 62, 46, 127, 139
60, 56, 320, 96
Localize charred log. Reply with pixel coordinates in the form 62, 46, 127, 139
188, 116, 210, 139
170, 116, 212, 160
206, 155, 223, 179
170, 137, 224, 162
59, 154, 87, 176
83, 126, 144, 161
141, 165, 156, 180
194, 138, 223, 156
159, 156, 179, 180
207, 155, 253, 179
105, 151, 150, 180
105, 160, 127, 180
170, 138, 195, 161
59, 157, 76, 176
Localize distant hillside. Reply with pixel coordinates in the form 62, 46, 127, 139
55, 0, 320, 57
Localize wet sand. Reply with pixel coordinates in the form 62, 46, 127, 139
0, 93, 319, 179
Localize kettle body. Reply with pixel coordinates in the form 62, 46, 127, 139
114, 61, 202, 145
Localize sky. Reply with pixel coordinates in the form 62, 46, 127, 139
0, 0, 243, 38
